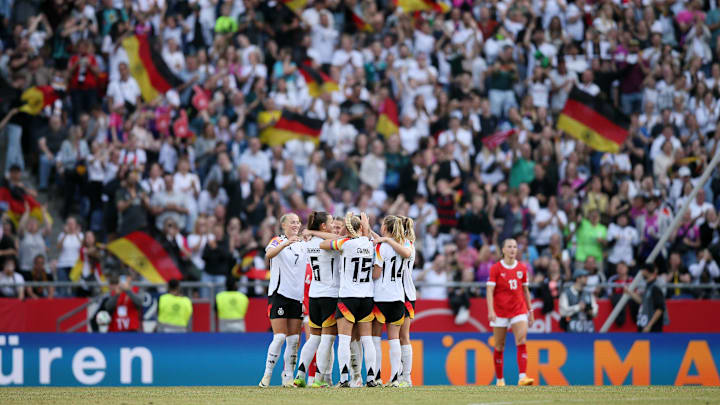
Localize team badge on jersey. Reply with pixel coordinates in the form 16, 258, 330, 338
517, 271, 523, 279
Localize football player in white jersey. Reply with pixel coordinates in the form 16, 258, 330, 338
371, 215, 407, 387
259, 213, 307, 387
320, 213, 379, 387
399, 216, 417, 386
293, 211, 340, 388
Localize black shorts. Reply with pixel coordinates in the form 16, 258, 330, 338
373, 301, 406, 325
309, 297, 338, 328
404, 300, 416, 319
336, 297, 374, 323
267, 294, 303, 320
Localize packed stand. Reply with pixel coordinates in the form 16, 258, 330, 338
0, 0, 718, 310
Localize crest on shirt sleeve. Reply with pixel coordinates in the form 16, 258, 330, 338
517, 271, 523, 279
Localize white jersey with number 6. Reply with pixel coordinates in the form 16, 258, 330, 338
373, 242, 406, 302
266, 235, 306, 302
306, 236, 340, 298
329, 236, 375, 298
402, 240, 417, 301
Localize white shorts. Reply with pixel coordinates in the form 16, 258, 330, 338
490, 313, 528, 328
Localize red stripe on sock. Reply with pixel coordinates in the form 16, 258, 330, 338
309, 354, 317, 377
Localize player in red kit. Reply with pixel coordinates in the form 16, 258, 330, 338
486, 238, 534, 386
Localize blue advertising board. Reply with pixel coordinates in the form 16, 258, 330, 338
0, 333, 718, 386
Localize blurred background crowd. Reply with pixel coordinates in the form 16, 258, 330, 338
0, 0, 719, 312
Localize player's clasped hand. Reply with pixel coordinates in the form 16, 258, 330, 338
488, 310, 497, 323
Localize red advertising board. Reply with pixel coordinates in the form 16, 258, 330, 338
2, 298, 719, 333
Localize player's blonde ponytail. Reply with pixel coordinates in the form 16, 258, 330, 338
345, 212, 361, 238
383, 215, 405, 243
401, 216, 416, 243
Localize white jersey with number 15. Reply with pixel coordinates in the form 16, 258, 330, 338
329, 236, 375, 298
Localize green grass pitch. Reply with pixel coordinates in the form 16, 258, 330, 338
1, 386, 719, 405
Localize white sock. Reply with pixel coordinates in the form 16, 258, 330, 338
264, 333, 286, 377
296, 334, 320, 379
283, 334, 299, 381
360, 335, 376, 382
389, 339, 401, 383
350, 339, 362, 380
372, 336, 382, 381
324, 344, 335, 384
400, 344, 412, 383
519, 373, 527, 379
316, 334, 335, 376
338, 334, 352, 383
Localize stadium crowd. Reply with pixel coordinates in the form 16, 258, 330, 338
0, 0, 719, 314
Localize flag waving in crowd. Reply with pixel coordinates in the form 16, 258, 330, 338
376, 97, 399, 137
121, 34, 183, 102
557, 87, 630, 153
106, 232, 183, 284
259, 109, 323, 146
298, 63, 339, 97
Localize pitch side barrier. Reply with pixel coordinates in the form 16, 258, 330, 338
0, 332, 717, 386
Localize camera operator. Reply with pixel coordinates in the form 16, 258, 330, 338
444, 244, 474, 325
559, 269, 599, 332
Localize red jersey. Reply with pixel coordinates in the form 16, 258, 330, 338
488, 260, 529, 318
109, 287, 141, 332
303, 263, 312, 316
68, 54, 99, 90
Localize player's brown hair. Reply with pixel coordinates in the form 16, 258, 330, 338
307, 211, 331, 231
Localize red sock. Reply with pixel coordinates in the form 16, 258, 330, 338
493, 349, 504, 379
517, 344, 527, 375
308, 354, 317, 378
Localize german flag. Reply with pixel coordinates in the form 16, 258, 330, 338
106, 231, 183, 283
259, 109, 323, 146
231, 249, 270, 280
351, 10, 373, 32
19, 86, 58, 115
557, 87, 629, 153
69, 246, 105, 282
396, 0, 450, 13
298, 63, 339, 97
0, 186, 50, 227
376, 97, 399, 137
281, 0, 307, 13
122, 34, 183, 102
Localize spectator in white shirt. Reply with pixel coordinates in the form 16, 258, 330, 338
576, 69, 600, 96
162, 38, 185, 75
606, 213, 640, 268
173, 156, 201, 231
532, 196, 568, 249
107, 62, 141, 108
239, 137, 271, 182
359, 139, 387, 190
399, 115, 421, 154
302, 150, 326, 196
0, 259, 24, 299
417, 254, 448, 299
309, 11, 337, 65
331, 34, 363, 79
689, 249, 720, 285
689, 189, 714, 225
